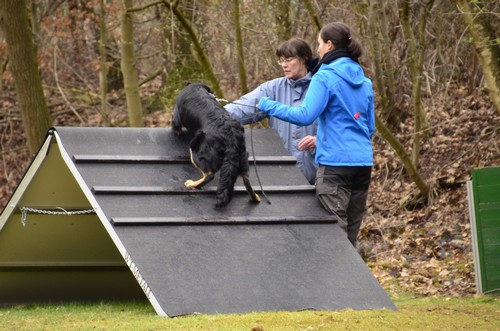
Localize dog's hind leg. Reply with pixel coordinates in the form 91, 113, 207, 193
241, 173, 261, 203
214, 156, 240, 209
185, 148, 215, 188
238, 150, 260, 204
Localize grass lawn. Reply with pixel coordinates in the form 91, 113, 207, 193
1, 294, 499, 330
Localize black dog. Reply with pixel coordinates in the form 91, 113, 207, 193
172, 83, 260, 208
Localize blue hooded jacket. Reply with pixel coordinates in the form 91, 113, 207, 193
258, 57, 375, 167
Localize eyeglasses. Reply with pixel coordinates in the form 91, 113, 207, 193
278, 57, 296, 65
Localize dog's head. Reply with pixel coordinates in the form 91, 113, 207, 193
172, 83, 217, 134
184, 82, 214, 96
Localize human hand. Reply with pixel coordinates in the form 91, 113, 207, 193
257, 97, 271, 113
298, 135, 316, 151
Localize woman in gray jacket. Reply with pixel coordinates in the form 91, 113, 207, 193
225, 38, 318, 184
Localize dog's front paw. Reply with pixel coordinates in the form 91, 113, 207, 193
184, 180, 198, 188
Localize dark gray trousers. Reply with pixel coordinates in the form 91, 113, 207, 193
315, 165, 372, 247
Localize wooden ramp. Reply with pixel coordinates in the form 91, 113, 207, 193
0, 127, 395, 316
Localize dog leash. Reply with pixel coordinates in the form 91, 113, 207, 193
216, 97, 272, 205
249, 127, 271, 205
215, 97, 260, 110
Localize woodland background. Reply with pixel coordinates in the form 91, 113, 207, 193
0, 0, 499, 297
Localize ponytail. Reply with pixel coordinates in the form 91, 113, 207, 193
320, 22, 363, 61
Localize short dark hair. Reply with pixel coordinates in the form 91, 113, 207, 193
275, 37, 313, 63
320, 22, 363, 60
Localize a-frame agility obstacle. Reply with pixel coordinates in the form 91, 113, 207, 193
0, 127, 395, 316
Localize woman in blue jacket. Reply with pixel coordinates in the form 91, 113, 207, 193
257, 23, 375, 248
225, 38, 318, 184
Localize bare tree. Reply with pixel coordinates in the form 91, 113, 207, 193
30, 0, 40, 43
401, 0, 435, 167
130, 0, 223, 97
99, 0, 110, 126
121, 0, 144, 127
301, 0, 322, 32
0, 0, 51, 154
454, 0, 499, 114
232, 0, 248, 94
375, 116, 431, 203
273, 0, 292, 41
365, 0, 400, 129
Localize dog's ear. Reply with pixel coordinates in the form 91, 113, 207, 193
190, 129, 206, 151
201, 84, 213, 94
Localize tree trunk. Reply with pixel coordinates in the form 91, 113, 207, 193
0, 0, 51, 154
106, 37, 124, 92
376, 115, 431, 202
401, 0, 434, 167
30, 0, 40, 44
121, 0, 144, 127
365, 0, 399, 129
454, 0, 500, 114
232, 0, 248, 94
164, 1, 223, 97
67, 0, 86, 64
99, 0, 109, 126
129, 0, 223, 97
273, 0, 292, 41
301, 0, 321, 32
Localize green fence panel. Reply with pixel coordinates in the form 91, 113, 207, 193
470, 166, 500, 294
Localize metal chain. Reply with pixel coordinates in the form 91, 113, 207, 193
20, 206, 96, 227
